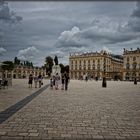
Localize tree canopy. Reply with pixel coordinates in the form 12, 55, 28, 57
45, 56, 54, 75
14, 57, 33, 67
1, 61, 14, 71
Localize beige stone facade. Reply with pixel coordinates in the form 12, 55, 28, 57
13, 65, 46, 79
69, 50, 123, 80
123, 48, 140, 81
1, 65, 46, 79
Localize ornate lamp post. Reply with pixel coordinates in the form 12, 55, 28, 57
102, 51, 107, 87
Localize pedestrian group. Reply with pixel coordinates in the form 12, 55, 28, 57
50, 72, 70, 90
28, 74, 43, 88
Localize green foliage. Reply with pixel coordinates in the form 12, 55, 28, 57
59, 64, 69, 73
14, 57, 33, 67
59, 63, 65, 73
14, 57, 20, 65
45, 56, 54, 75
1, 61, 14, 71
64, 65, 69, 73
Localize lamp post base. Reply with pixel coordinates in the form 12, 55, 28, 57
134, 78, 137, 85
102, 77, 107, 87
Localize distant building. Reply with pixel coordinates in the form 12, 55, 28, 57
69, 50, 123, 80
12, 65, 46, 79
123, 48, 140, 81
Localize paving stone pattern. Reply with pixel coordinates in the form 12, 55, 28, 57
0, 80, 140, 139
0, 84, 49, 124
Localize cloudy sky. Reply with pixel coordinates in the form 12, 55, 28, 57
0, 1, 140, 66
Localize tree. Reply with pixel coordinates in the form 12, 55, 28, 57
59, 63, 65, 73
14, 57, 18, 64
14, 57, 20, 65
30, 62, 33, 67
1, 61, 14, 71
54, 55, 58, 65
64, 65, 69, 73
45, 56, 54, 75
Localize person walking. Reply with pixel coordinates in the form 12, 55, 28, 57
55, 73, 60, 90
28, 74, 33, 88
52, 75, 55, 89
61, 73, 65, 90
34, 74, 38, 88
50, 75, 53, 89
64, 72, 70, 90
38, 74, 43, 88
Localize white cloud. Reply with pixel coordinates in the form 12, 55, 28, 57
1, 1, 138, 65
17, 46, 39, 61
102, 46, 112, 53
58, 26, 80, 41
0, 47, 7, 55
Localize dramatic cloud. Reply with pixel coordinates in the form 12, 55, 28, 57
0, 1, 139, 65
131, 2, 140, 18
0, 47, 7, 55
17, 46, 39, 61
56, 16, 140, 52
0, 1, 22, 23
56, 26, 87, 48
127, 1, 140, 32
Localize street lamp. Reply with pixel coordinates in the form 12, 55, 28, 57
102, 51, 107, 87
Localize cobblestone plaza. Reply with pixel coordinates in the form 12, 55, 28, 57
0, 79, 140, 139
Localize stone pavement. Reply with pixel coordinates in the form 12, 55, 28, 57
0, 79, 140, 140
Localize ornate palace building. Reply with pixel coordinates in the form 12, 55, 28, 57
12, 65, 46, 79
123, 48, 140, 81
69, 50, 123, 80
1, 65, 46, 79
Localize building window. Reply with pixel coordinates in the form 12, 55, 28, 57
71, 65, 73, 70
133, 62, 137, 70
71, 61, 73, 65
92, 64, 95, 70
126, 63, 130, 69
127, 57, 129, 61
79, 60, 81, 65
133, 56, 136, 61
125, 72, 129, 80
97, 64, 100, 70
84, 60, 86, 64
